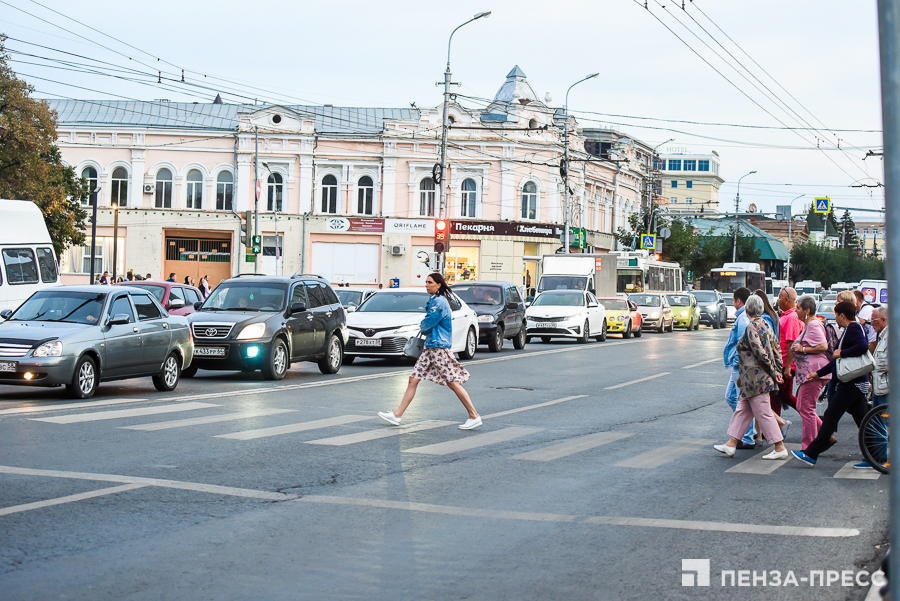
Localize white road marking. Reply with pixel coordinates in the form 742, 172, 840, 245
614, 438, 716, 469
464, 339, 638, 366
481, 395, 587, 419
403, 427, 543, 456
30, 402, 220, 424
583, 516, 859, 538
681, 358, 720, 369
725, 444, 800, 475
0, 398, 150, 416
512, 432, 634, 462
215, 415, 376, 440
0, 483, 147, 517
604, 372, 671, 390
305, 420, 455, 446
120, 408, 297, 431
834, 461, 882, 480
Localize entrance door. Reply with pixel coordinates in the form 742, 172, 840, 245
131, 292, 172, 371
287, 283, 316, 358
102, 293, 142, 377
164, 236, 232, 289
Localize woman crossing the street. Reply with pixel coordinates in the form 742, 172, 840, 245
791, 295, 830, 449
378, 272, 482, 430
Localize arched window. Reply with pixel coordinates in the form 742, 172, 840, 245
461, 178, 476, 217
267, 172, 283, 212
357, 176, 374, 215
185, 169, 203, 209
81, 166, 98, 206
155, 168, 173, 208
419, 178, 435, 217
111, 167, 128, 207
215, 171, 233, 211
521, 182, 537, 220
321, 174, 338, 213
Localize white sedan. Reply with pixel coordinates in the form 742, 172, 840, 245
525, 290, 607, 343
344, 289, 479, 363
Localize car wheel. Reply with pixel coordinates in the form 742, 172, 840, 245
579, 320, 591, 344
318, 334, 342, 374
459, 327, 477, 360
153, 352, 181, 392
596, 321, 607, 342
525, 335, 532, 344
181, 364, 198, 378
342, 355, 356, 365
488, 325, 504, 352
540, 336, 551, 343
66, 355, 98, 399
623, 321, 632, 339
513, 327, 526, 349
261, 338, 288, 380
634, 324, 643, 338
711, 319, 719, 329
668, 320, 675, 333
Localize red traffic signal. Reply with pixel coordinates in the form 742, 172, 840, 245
434, 219, 450, 253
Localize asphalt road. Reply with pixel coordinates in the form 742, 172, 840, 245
0, 326, 888, 600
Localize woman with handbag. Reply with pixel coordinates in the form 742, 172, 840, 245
714, 295, 788, 460
791, 301, 873, 467
790, 295, 829, 449
378, 273, 481, 430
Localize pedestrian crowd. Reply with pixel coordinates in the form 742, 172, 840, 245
92, 271, 211, 299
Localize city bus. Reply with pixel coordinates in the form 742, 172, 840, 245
612, 250, 683, 294
704, 262, 765, 295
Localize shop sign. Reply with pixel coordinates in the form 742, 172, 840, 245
385, 218, 435, 235
489, 261, 505, 271
451, 220, 563, 239
324, 217, 385, 233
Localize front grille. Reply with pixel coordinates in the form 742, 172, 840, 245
346, 336, 407, 354
528, 316, 568, 323
0, 343, 32, 357
348, 326, 401, 335
528, 327, 579, 335
192, 324, 234, 339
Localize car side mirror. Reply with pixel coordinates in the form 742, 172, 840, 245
588, 302, 598, 308
193, 301, 203, 310
107, 313, 131, 326
506, 302, 517, 310
0, 309, 11, 320
168, 298, 185, 310
289, 302, 306, 316
346, 306, 357, 313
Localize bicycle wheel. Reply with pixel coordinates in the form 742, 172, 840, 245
858, 403, 889, 475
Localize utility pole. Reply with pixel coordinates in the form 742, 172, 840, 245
562, 73, 599, 254
732, 170, 757, 262
254, 126, 259, 274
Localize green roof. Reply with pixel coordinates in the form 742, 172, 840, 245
806, 211, 839, 237
688, 217, 789, 261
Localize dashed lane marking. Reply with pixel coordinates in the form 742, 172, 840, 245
214, 414, 376, 441
582, 516, 859, 538
512, 432, 634, 462
403, 426, 543, 456
120, 408, 297, 431
30, 402, 220, 424
0, 483, 147, 516
604, 372, 671, 390
681, 358, 720, 369
481, 395, 588, 419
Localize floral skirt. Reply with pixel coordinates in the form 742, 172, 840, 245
411, 347, 470, 386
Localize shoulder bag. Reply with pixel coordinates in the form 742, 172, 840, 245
836, 322, 875, 382
403, 331, 425, 359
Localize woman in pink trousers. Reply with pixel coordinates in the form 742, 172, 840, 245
791, 295, 830, 449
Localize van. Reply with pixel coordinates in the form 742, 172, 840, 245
0, 199, 60, 314
537, 254, 616, 299
858, 279, 888, 305
794, 280, 823, 297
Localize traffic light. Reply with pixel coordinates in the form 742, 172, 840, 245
252, 235, 261, 255
241, 210, 252, 246
434, 219, 450, 253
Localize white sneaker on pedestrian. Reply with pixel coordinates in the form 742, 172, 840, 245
713, 444, 736, 457
377, 411, 401, 426
459, 416, 482, 430
762, 449, 789, 460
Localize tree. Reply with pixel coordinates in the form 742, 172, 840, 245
838, 210, 859, 250
0, 34, 88, 257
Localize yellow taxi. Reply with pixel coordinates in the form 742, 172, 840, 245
597, 297, 643, 339
666, 293, 700, 330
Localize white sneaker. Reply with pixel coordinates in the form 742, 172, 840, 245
377, 411, 401, 426
459, 416, 482, 430
762, 449, 789, 460
713, 444, 736, 457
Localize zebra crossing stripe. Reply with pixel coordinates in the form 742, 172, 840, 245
403, 427, 543, 456
614, 438, 716, 469
30, 402, 220, 424
725, 444, 800, 475
512, 432, 634, 462
121, 408, 297, 431
833, 461, 882, 480
214, 415, 376, 440
305, 420, 456, 446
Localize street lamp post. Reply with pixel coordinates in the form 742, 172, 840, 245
562, 73, 599, 253
784, 194, 805, 283
437, 11, 491, 274
111, 202, 119, 282
88, 183, 101, 284
646, 138, 674, 243
732, 170, 757, 262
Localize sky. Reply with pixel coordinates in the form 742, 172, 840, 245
0, 0, 886, 220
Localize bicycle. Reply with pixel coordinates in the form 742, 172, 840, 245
859, 403, 890, 474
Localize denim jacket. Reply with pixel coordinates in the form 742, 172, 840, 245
723, 307, 749, 369
420, 294, 453, 349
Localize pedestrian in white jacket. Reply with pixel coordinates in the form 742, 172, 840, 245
872, 306, 889, 405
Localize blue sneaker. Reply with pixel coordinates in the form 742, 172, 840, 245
781, 420, 793, 438
853, 461, 874, 470
791, 450, 816, 467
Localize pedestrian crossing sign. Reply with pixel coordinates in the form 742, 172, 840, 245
641, 234, 656, 250
814, 197, 831, 213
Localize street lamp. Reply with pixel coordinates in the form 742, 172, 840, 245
437, 10, 491, 274
645, 138, 674, 240
785, 194, 805, 283
562, 72, 599, 253
732, 170, 757, 262
111, 201, 119, 283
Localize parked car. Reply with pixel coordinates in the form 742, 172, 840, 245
628, 293, 674, 333
691, 290, 727, 329
0, 286, 192, 398
116, 281, 203, 316
597, 297, 642, 338
817, 301, 836, 326
344, 288, 478, 362
450, 281, 526, 352
0, 199, 60, 315
186, 274, 347, 379
525, 290, 607, 344
335, 286, 378, 310
668, 293, 700, 331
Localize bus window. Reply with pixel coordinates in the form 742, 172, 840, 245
617, 270, 644, 293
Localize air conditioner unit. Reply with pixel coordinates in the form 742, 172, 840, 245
390, 245, 405, 256
143, 183, 155, 194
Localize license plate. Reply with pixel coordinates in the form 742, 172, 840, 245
0, 361, 15, 372
355, 339, 382, 347
535, 322, 554, 328
195, 347, 226, 357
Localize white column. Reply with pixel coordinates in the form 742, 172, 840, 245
236, 154, 252, 212
500, 160, 515, 221
381, 157, 396, 216
130, 149, 146, 209
298, 155, 313, 214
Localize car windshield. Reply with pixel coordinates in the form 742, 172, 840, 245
538, 276, 588, 292
452, 285, 502, 306
818, 303, 835, 314
200, 283, 287, 312
532, 292, 584, 307
598, 298, 628, 311
127, 284, 166, 303
692, 291, 718, 302
667, 295, 692, 306
10, 290, 106, 325
630, 294, 660, 307
356, 292, 429, 313
336, 290, 364, 308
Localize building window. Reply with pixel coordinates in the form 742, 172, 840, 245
686, 181, 693, 189
671, 196, 678, 203
419, 178, 435, 217
461, 178, 476, 217
686, 198, 693, 204
875, 228, 879, 234
683, 160, 696, 171
321, 174, 338, 214
521, 182, 537, 220
62, 237, 125, 276
667, 160, 681, 171
111, 167, 128, 207
186, 169, 203, 209
267, 172, 283, 212
865, 228, 869, 234
155, 168, 173, 208
215, 171, 233, 211
698, 160, 710, 171
357, 176, 374, 215
81, 166, 98, 206
855, 229, 860, 234
671, 181, 678, 188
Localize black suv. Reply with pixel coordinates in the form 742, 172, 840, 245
692, 289, 728, 329
185, 274, 347, 379
450, 281, 526, 352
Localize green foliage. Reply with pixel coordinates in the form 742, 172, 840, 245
838, 210, 859, 249
788, 241, 884, 287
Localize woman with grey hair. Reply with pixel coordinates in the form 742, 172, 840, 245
791, 295, 830, 449
715, 295, 788, 459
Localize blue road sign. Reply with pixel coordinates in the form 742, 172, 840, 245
814, 197, 831, 214
641, 234, 656, 250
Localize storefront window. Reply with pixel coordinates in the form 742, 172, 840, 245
445, 247, 479, 284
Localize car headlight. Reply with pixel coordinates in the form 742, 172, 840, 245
236, 323, 267, 340
681, 310, 688, 317
477, 315, 494, 323
32, 340, 63, 357
617, 316, 625, 322
394, 325, 420, 336
707, 304, 717, 310
650, 311, 660, 319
